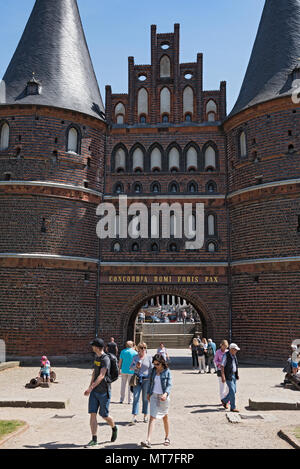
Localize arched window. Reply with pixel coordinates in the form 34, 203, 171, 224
115, 102, 125, 124
204, 146, 216, 171
160, 87, 171, 116
0, 123, 9, 151
131, 242, 140, 252
114, 183, 124, 194
207, 241, 217, 253
151, 182, 160, 193
132, 147, 144, 172
169, 182, 179, 193
112, 242, 121, 253
206, 181, 217, 193
206, 100, 217, 121
140, 115, 147, 124
151, 148, 162, 172
160, 55, 171, 77
133, 183, 142, 193
115, 148, 126, 172
188, 182, 197, 193
151, 242, 159, 252
138, 88, 148, 117
169, 242, 179, 252
186, 146, 198, 172
208, 214, 216, 236
183, 86, 194, 117
169, 147, 180, 172
67, 127, 79, 154
239, 131, 247, 157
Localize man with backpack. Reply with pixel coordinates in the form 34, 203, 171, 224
84, 338, 118, 447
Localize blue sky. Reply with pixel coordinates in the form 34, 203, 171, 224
0, 0, 265, 113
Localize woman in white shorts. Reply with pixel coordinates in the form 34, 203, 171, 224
141, 354, 172, 449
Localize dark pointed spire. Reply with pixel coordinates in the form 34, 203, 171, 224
230, 0, 300, 117
0, 0, 104, 119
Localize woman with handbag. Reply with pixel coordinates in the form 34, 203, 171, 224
214, 340, 229, 403
140, 354, 172, 449
129, 342, 153, 426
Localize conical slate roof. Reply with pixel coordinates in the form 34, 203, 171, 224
0, 0, 104, 119
230, 0, 300, 117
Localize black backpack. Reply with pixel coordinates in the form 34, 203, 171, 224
104, 353, 119, 383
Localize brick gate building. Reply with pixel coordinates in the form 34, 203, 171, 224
0, 0, 299, 362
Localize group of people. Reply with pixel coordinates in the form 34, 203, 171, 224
190, 336, 241, 412
84, 338, 172, 449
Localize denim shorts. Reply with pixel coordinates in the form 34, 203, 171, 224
88, 390, 111, 418
292, 361, 298, 369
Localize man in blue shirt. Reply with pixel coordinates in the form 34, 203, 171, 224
119, 341, 138, 404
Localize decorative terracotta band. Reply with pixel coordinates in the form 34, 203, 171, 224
227, 179, 300, 205
0, 181, 102, 204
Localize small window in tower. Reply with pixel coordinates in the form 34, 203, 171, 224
26, 75, 41, 96
140, 115, 147, 124
239, 131, 247, 158
162, 114, 169, 123
67, 127, 80, 154
161, 42, 170, 50
184, 73, 193, 80
185, 113, 192, 122
0, 123, 9, 151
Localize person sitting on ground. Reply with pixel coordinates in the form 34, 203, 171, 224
39, 356, 51, 383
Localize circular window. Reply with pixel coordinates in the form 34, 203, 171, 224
138, 75, 147, 81
161, 42, 170, 50
184, 73, 193, 80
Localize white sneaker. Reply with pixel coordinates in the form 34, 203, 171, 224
129, 418, 138, 426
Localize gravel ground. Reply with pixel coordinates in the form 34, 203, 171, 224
0, 350, 299, 450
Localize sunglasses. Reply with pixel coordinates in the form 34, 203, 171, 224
139, 347, 146, 350
153, 362, 160, 366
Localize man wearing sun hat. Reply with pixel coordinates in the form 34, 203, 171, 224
220, 343, 240, 412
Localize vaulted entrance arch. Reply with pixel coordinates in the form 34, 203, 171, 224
120, 287, 214, 349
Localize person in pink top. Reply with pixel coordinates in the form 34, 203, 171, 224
214, 340, 229, 404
